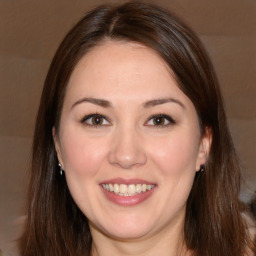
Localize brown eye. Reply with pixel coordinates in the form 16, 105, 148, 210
82, 114, 110, 126
91, 115, 103, 125
153, 116, 166, 125
146, 114, 176, 127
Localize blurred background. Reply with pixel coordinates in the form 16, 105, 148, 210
0, 0, 255, 255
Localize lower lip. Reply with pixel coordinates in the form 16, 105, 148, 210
101, 186, 156, 206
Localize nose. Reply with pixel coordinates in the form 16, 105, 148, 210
108, 127, 147, 169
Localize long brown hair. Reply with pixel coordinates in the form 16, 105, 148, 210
20, 2, 254, 255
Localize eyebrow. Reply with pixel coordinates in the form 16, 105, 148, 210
71, 97, 185, 109
143, 98, 185, 109
71, 97, 112, 109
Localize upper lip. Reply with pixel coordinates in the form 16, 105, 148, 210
100, 178, 156, 185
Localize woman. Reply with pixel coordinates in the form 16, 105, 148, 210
19, 2, 255, 255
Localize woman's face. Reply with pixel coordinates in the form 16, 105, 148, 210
54, 41, 210, 240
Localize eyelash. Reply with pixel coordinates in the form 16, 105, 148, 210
80, 113, 176, 127
81, 114, 111, 127
146, 114, 176, 127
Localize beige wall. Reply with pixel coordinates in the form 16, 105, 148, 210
0, 0, 255, 255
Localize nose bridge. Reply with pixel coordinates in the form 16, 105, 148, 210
108, 123, 147, 169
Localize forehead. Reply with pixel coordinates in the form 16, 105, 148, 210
64, 40, 190, 106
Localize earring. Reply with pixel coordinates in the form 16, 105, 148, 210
199, 164, 205, 173
58, 163, 64, 175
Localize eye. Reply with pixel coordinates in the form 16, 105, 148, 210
146, 114, 175, 127
81, 114, 110, 126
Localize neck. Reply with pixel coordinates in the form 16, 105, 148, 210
90, 216, 190, 256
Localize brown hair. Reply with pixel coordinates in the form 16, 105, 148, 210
20, 2, 254, 255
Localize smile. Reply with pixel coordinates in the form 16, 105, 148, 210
102, 183, 155, 196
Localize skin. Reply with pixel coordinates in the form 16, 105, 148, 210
54, 40, 211, 256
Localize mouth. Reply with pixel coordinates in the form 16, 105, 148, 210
101, 183, 155, 196
100, 179, 156, 206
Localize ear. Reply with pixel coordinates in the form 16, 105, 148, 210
52, 127, 64, 168
196, 127, 212, 171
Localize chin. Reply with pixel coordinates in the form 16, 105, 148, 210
91, 217, 155, 241
104, 226, 152, 241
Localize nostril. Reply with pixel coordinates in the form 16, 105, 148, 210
108, 146, 147, 169
107, 129, 147, 169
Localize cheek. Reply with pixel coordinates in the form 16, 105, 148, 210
148, 131, 200, 176
59, 130, 109, 214
60, 130, 107, 177
149, 132, 200, 209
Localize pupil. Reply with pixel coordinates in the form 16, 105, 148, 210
93, 116, 102, 125
154, 117, 163, 125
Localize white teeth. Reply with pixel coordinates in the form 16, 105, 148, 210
102, 183, 155, 196
147, 185, 153, 190
128, 184, 136, 194
120, 184, 127, 194
136, 184, 142, 193
114, 184, 119, 193
109, 184, 114, 192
